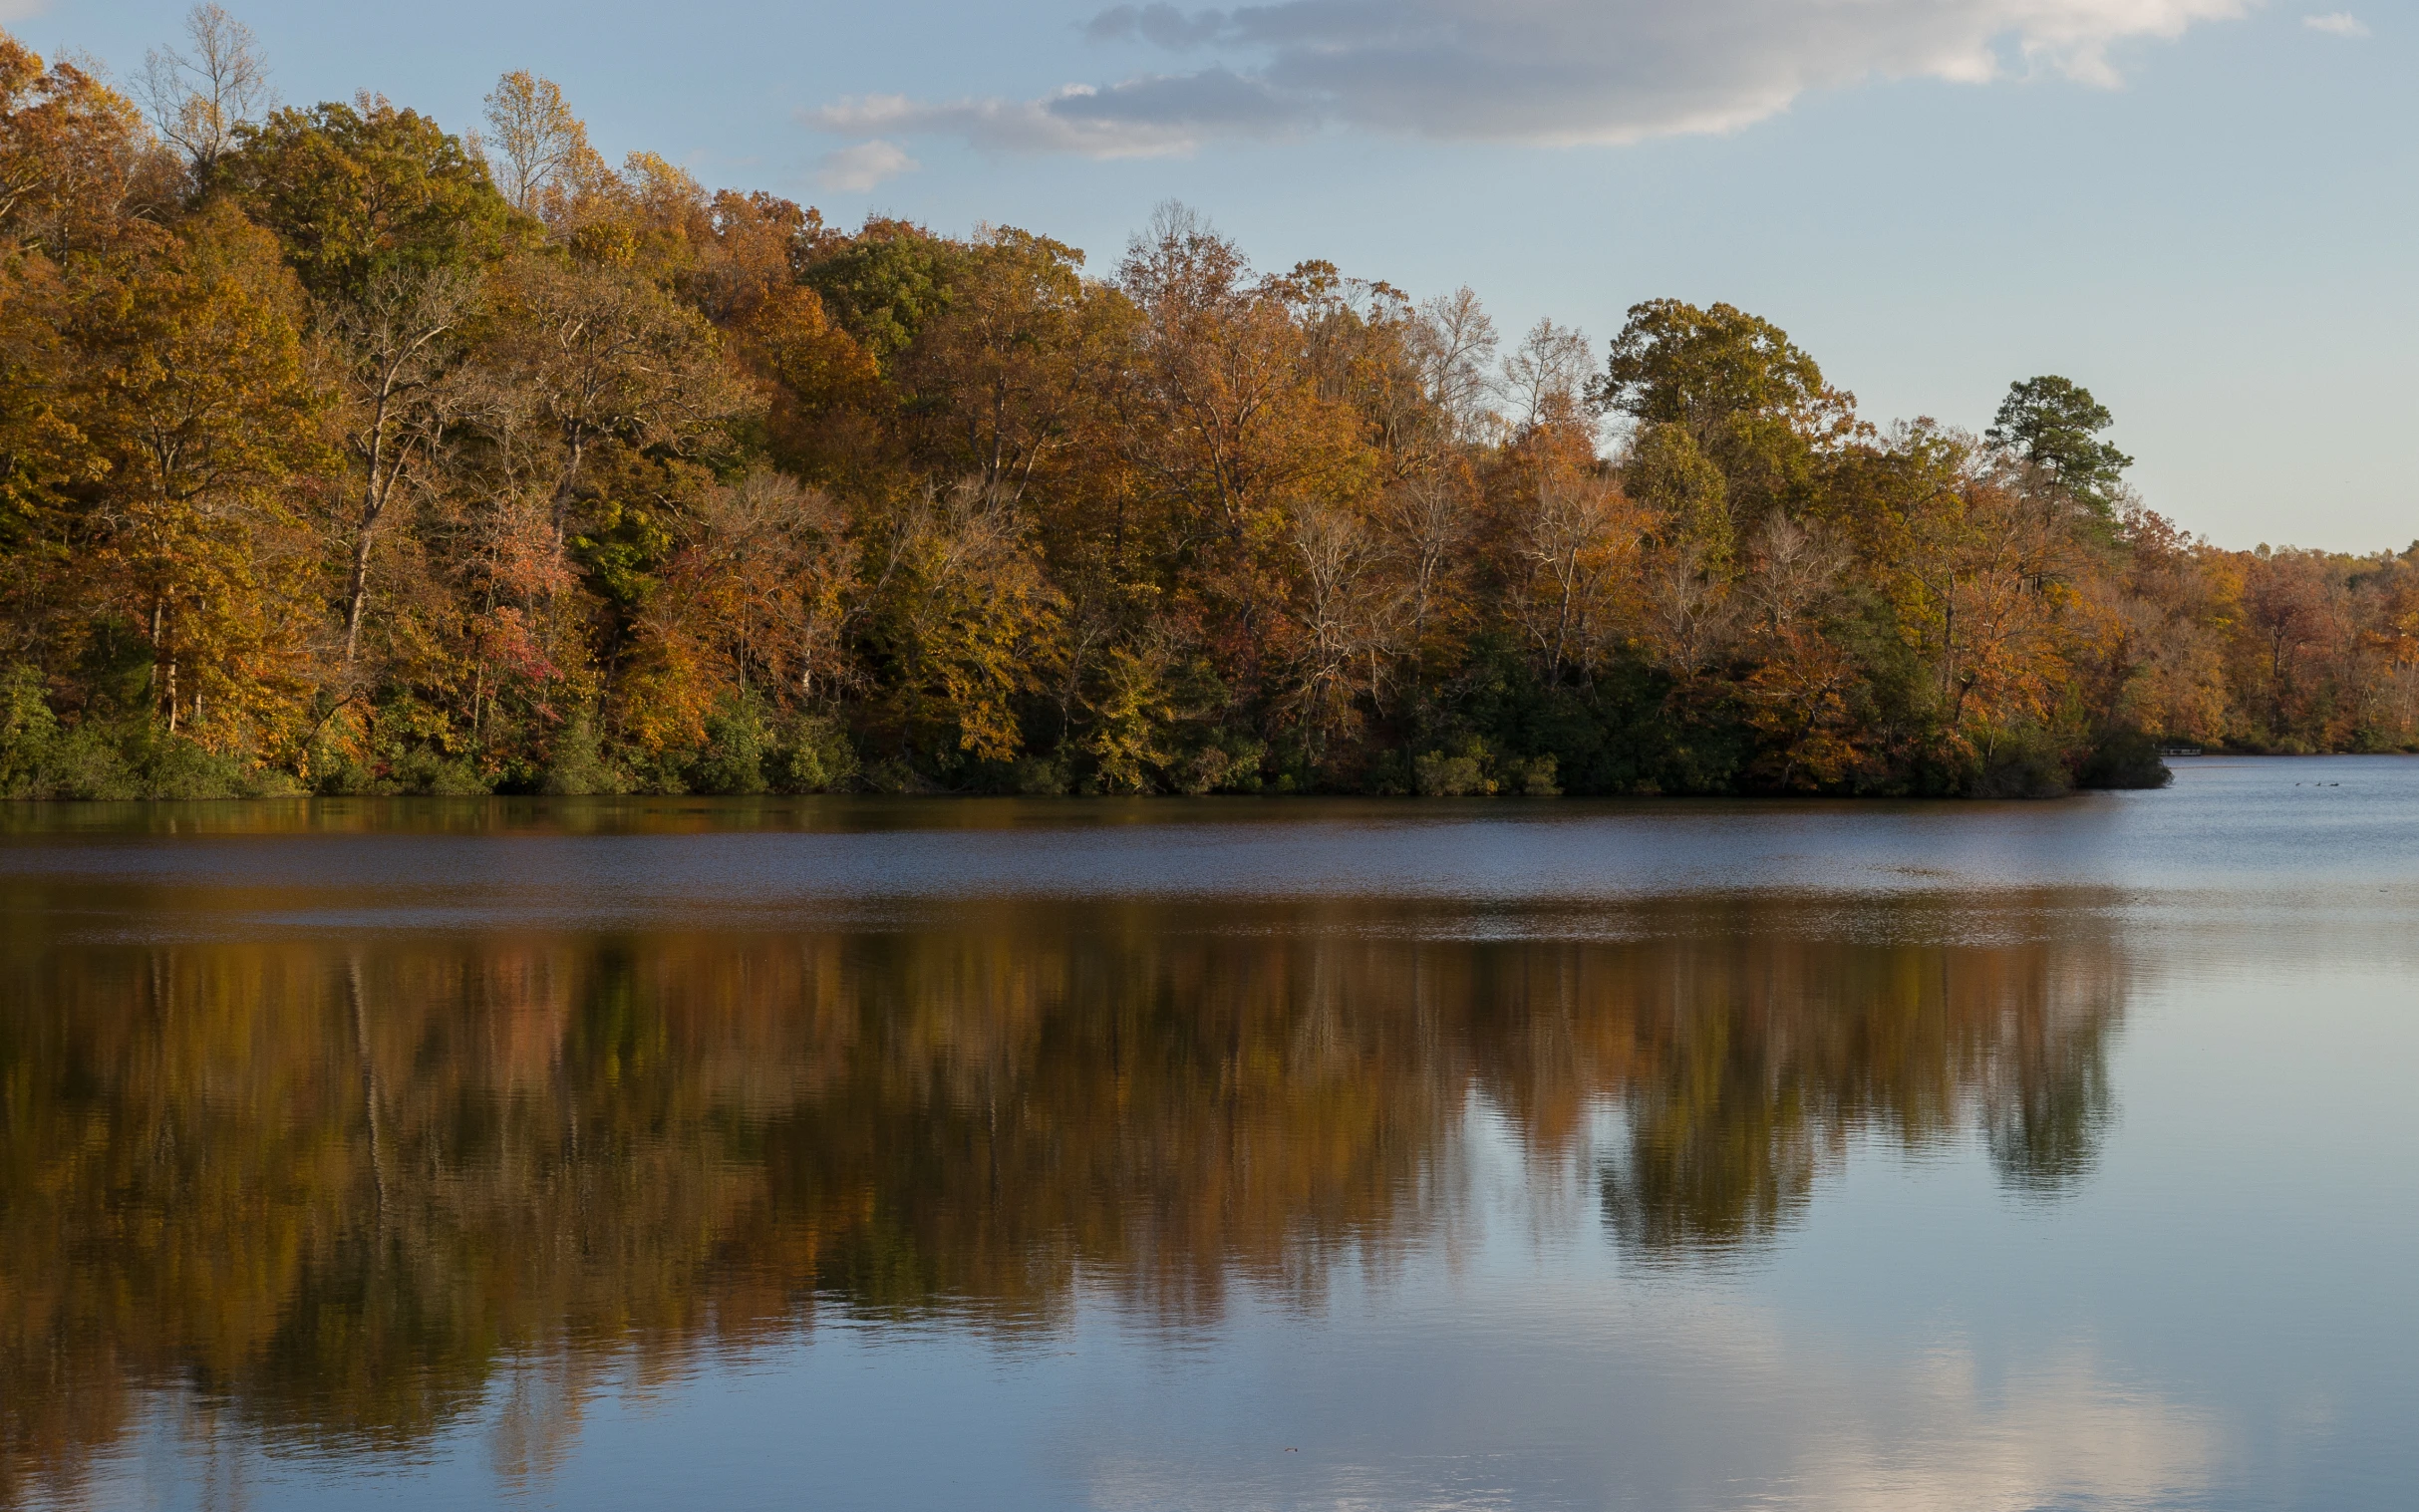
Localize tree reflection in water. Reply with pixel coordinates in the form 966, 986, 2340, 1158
0, 893, 2126, 1499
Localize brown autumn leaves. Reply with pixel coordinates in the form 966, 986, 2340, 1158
3, 14, 2416, 803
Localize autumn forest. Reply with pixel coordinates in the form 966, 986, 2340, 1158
4, 10, 2414, 802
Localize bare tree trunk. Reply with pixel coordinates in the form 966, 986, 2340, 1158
342, 526, 378, 665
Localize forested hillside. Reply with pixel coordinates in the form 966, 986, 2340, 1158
3, 13, 2413, 799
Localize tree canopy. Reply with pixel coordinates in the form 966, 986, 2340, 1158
218, 97, 526, 297
1986, 374, 2135, 518
2, 18, 2412, 807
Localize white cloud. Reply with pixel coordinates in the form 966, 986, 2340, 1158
813, 139, 921, 193
2301, 11, 2371, 36
811, 75, 1299, 161
808, 0, 2250, 162
0, 0, 51, 21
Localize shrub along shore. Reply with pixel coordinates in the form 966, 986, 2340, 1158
6, 16, 2413, 801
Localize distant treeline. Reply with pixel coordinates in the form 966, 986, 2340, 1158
3, 13, 2413, 799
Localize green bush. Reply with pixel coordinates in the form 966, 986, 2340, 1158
3, 669, 300, 798
0, 664, 62, 796
1508, 753, 1562, 796
768, 712, 861, 793
1414, 749, 1492, 796
2075, 728, 2173, 790
691, 705, 768, 794
1970, 728, 2072, 799
543, 718, 630, 795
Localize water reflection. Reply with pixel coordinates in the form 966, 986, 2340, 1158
1593, 914, 2119, 1261
1, 893, 2126, 1499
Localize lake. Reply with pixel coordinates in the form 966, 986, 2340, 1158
3, 757, 2414, 1510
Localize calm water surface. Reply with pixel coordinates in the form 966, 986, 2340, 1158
3, 757, 2414, 1509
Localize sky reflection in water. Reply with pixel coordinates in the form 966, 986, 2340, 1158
3, 758, 2414, 1509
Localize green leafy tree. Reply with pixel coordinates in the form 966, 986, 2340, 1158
219, 98, 525, 298
1986, 375, 2133, 518
1593, 298, 1827, 438
801, 216, 964, 368
1592, 299, 1852, 528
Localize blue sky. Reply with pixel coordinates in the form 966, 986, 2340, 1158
12, 1, 2410, 551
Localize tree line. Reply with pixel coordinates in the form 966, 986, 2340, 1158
4, 10, 2414, 800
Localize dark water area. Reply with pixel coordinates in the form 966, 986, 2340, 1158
2, 758, 2414, 1509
